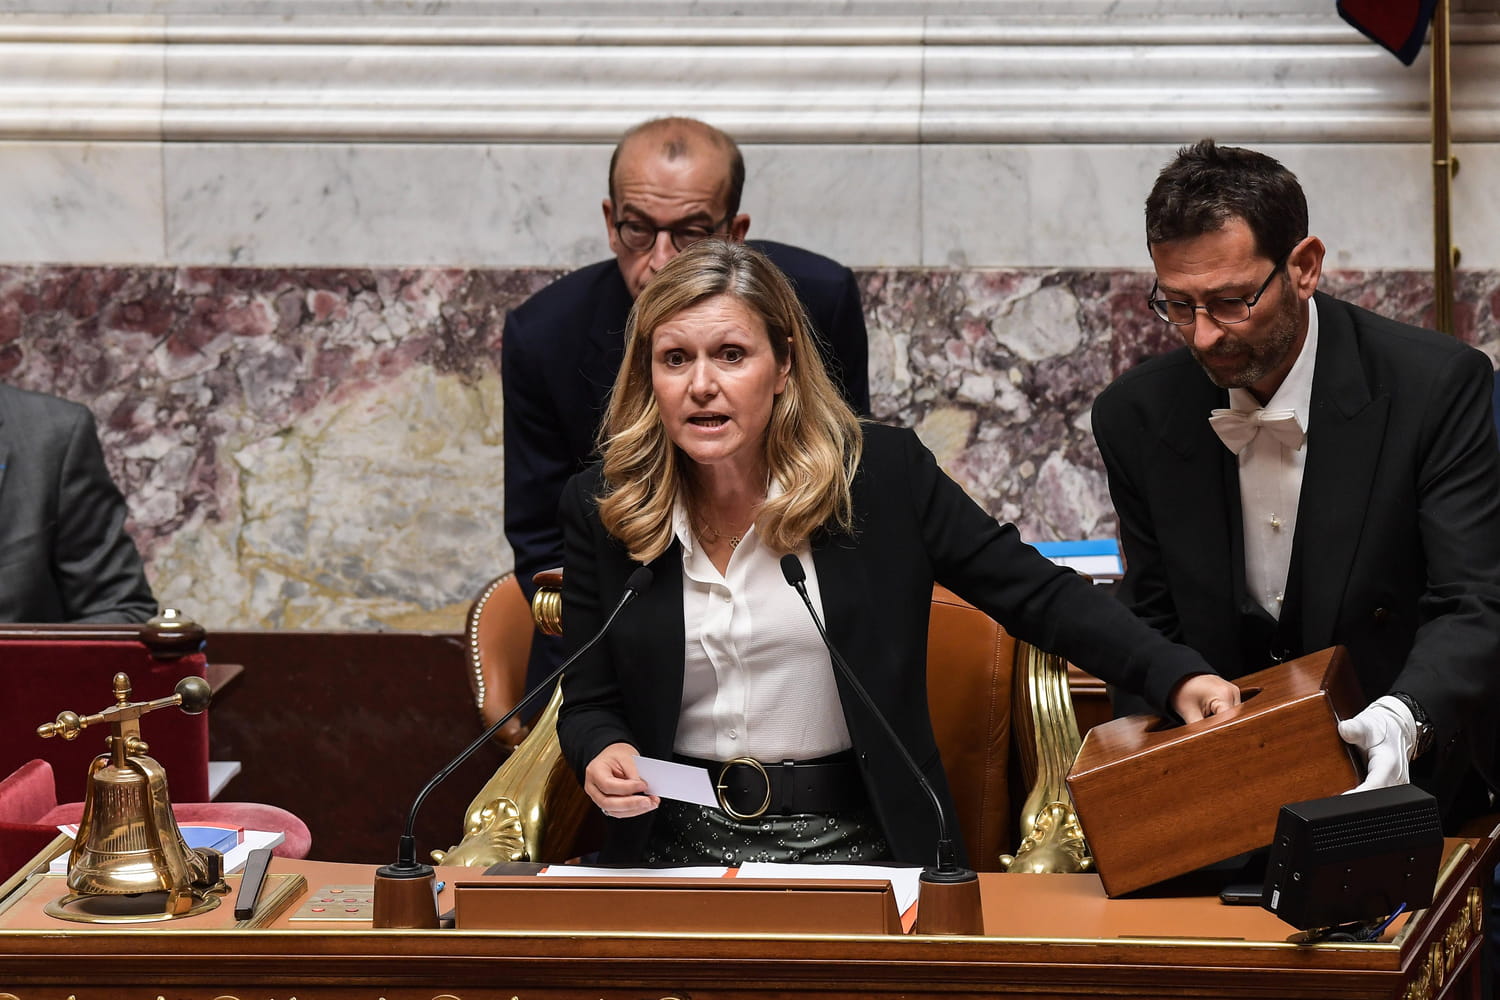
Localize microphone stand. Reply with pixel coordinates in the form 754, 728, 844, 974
780, 555, 982, 935
372, 568, 653, 928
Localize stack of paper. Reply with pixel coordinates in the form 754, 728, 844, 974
49, 825, 285, 875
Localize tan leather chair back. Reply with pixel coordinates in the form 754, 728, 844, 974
924, 585, 1015, 872
464, 573, 534, 748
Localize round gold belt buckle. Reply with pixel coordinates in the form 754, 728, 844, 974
716, 757, 771, 820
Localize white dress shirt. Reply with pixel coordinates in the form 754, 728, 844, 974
670, 483, 852, 762
1228, 299, 1320, 619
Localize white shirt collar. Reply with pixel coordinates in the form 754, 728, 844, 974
1225, 295, 1320, 422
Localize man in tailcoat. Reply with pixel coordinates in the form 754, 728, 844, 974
1092, 140, 1500, 826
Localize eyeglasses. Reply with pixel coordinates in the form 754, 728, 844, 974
1146, 260, 1286, 326
613, 215, 731, 254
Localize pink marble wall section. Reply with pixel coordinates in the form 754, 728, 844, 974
2, 265, 1496, 632
0, 267, 546, 629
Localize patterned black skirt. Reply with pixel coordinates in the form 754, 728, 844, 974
643, 799, 890, 866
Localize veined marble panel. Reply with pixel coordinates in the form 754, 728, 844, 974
0, 142, 166, 263
5, 2, 1495, 23
0, 15, 163, 140
159, 32, 923, 143
744, 145, 922, 269
2, 264, 1494, 633
0, 265, 542, 629
159, 142, 923, 270
6, 140, 1499, 271
923, 143, 1497, 271
1, 12, 1497, 143
0, 2, 1378, 14
162, 143, 608, 269
1, 9, 1498, 270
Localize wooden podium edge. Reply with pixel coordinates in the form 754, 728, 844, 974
0, 832, 71, 914
452, 875, 904, 935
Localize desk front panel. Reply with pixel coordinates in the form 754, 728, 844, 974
0, 848, 1489, 1000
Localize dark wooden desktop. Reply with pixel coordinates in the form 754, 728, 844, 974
1, 835, 1492, 999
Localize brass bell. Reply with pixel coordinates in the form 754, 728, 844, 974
36, 671, 228, 922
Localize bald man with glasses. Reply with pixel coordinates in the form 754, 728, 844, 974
1091, 140, 1500, 832
502, 117, 869, 690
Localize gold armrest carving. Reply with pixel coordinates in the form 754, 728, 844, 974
1000, 642, 1092, 874
438, 577, 580, 866
432, 681, 589, 866
999, 801, 1090, 874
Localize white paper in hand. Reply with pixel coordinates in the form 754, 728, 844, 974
632, 755, 719, 808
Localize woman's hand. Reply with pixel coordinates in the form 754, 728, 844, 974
1170, 673, 1241, 723
583, 742, 661, 818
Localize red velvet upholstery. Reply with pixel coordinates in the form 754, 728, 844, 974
1, 641, 211, 803
0, 759, 65, 879
0, 759, 312, 880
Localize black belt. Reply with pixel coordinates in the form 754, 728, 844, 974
674, 752, 866, 820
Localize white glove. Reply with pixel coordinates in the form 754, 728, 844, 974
1336, 695, 1416, 793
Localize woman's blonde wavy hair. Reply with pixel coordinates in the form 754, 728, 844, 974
596, 239, 863, 564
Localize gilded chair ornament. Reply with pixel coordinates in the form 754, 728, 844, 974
1000, 643, 1093, 873
432, 683, 589, 866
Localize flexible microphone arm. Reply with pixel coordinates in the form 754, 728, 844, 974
387, 566, 654, 872
778, 554, 963, 876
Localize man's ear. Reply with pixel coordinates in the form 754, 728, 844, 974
1287, 235, 1325, 301
729, 213, 751, 242
602, 198, 618, 248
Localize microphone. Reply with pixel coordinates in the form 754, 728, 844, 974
373, 566, 654, 928
779, 553, 981, 935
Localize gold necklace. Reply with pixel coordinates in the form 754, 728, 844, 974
698, 520, 742, 549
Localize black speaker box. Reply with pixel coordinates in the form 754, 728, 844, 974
1262, 784, 1442, 930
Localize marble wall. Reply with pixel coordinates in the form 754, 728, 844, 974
2, 1, 1498, 632
4, 263, 1496, 631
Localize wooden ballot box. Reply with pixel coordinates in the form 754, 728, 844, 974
1067, 647, 1365, 897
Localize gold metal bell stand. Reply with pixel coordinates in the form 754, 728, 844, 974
35, 670, 229, 922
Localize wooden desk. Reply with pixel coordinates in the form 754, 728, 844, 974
0, 839, 1491, 999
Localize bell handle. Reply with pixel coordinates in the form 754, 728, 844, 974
36, 675, 213, 738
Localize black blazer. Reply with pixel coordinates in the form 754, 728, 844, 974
557, 423, 1216, 866
1092, 293, 1500, 816
502, 240, 869, 607
0, 384, 156, 624
1492, 369, 1499, 439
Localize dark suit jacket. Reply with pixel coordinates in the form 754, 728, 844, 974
1492, 368, 1499, 440
1092, 293, 1500, 818
0, 384, 157, 624
556, 423, 1216, 866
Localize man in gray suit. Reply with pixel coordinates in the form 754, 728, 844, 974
0, 383, 156, 623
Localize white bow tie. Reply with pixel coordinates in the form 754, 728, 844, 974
1208, 407, 1306, 455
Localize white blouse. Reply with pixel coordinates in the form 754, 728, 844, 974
669, 485, 853, 763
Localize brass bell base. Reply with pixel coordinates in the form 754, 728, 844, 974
44, 889, 223, 924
